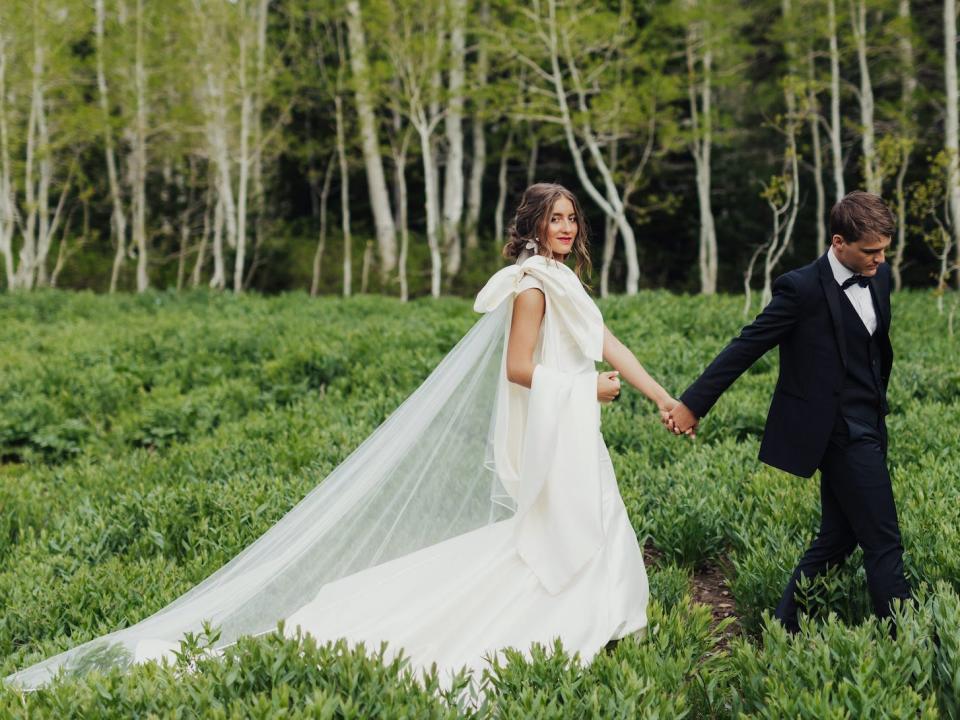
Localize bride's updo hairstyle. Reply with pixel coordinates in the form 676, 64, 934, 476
503, 182, 593, 282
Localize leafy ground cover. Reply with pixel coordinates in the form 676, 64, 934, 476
1, 289, 958, 718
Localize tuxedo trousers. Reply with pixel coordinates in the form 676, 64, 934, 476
773, 415, 912, 632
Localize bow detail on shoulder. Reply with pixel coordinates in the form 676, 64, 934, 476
474, 255, 604, 362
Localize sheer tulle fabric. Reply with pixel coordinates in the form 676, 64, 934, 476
6, 255, 648, 691
6, 303, 513, 690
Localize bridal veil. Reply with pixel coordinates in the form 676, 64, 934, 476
6, 255, 603, 691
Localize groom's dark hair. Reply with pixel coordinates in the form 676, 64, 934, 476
830, 191, 895, 243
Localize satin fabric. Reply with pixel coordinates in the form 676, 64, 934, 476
283, 255, 648, 678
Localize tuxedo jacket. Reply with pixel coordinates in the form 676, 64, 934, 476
679, 254, 893, 478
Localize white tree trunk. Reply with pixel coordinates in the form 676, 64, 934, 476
50, 198, 81, 289
808, 53, 827, 256
388, 4, 445, 295
311, 152, 335, 297
947, 0, 960, 288
210, 190, 226, 289
345, 0, 397, 275
686, 9, 717, 295
386, 95, 410, 299
891, 0, 916, 291
600, 136, 619, 299
600, 223, 617, 298
418, 122, 442, 299
465, 1, 489, 252
0, 36, 15, 290
936, 229, 953, 312
192, 182, 212, 287
96, 0, 130, 293
900, 0, 918, 105
465, 116, 486, 251
132, 0, 148, 292
199, 63, 238, 289
176, 193, 189, 290
23, 3, 69, 291
702, 52, 717, 294
525, 134, 539, 188
828, 0, 845, 201
389, 119, 411, 302
206, 75, 237, 256
360, 240, 373, 292
892, 150, 909, 289
546, 0, 639, 294
762, 0, 802, 305
234, 0, 252, 293
395, 142, 410, 302
37, 161, 73, 288
762, 142, 801, 304
494, 125, 514, 247
34, 62, 53, 288
742, 242, 765, 317
250, 0, 269, 290
176, 160, 196, 291
442, 0, 466, 276
850, 0, 879, 194
17, 18, 42, 290
335, 94, 352, 297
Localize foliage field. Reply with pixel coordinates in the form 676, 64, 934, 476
1, 289, 959, 718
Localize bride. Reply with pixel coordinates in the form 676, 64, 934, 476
6, 183, 682, 691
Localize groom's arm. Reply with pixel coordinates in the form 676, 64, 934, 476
678, 272, 805, 421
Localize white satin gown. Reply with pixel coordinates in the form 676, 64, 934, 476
283, 255, 649, 679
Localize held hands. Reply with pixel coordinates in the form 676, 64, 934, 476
657, 397, 698, 438
597, 371, 621, 403
595, 372, 697, 438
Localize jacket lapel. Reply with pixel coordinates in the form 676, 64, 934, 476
868, 270, 890, 333
817, 254, 848, 367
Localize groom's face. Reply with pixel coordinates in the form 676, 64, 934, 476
832, 233, 891, 277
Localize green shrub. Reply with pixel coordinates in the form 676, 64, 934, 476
726, 585, 960, 718
477, 599, 723, 719
647, 563, 691, 614
2, 289, 959, 716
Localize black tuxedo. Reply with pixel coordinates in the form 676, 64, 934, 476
680, 254, 911, 631
680, 254, 892, 478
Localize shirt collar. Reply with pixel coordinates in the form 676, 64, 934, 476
827, 246, 855, 286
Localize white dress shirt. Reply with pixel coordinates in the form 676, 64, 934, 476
827, 246, 878, 335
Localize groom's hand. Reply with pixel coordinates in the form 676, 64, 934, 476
668, 402, 698, 438
658, 397, 687, 435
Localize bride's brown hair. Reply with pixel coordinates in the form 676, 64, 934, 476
503, 183, 593, 282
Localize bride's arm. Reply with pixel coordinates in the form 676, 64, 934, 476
507, 292, 621, 403
603, 325, 675, 413
505, 289, 545, 388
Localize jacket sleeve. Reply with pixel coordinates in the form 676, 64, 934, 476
680, 273, 804, 418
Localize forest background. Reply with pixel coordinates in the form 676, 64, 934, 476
5, 1, 960, 715
3, 0, 960, 302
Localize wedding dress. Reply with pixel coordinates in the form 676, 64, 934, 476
5, 254, 648, 691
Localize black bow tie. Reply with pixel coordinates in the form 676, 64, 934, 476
841, 274, 869, 290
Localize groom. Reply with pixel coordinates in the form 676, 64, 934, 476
668, 191, 912, 633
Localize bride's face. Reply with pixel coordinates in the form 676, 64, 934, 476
543, 196, 578, 259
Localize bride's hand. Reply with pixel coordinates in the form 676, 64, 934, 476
657, 397, 679, 430
597, 371, 621, 403
658, 396, 696, 438
658, 397, 678, 431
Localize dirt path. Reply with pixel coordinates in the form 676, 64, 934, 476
643, 543, 742, 653
689, 560, 741, 652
